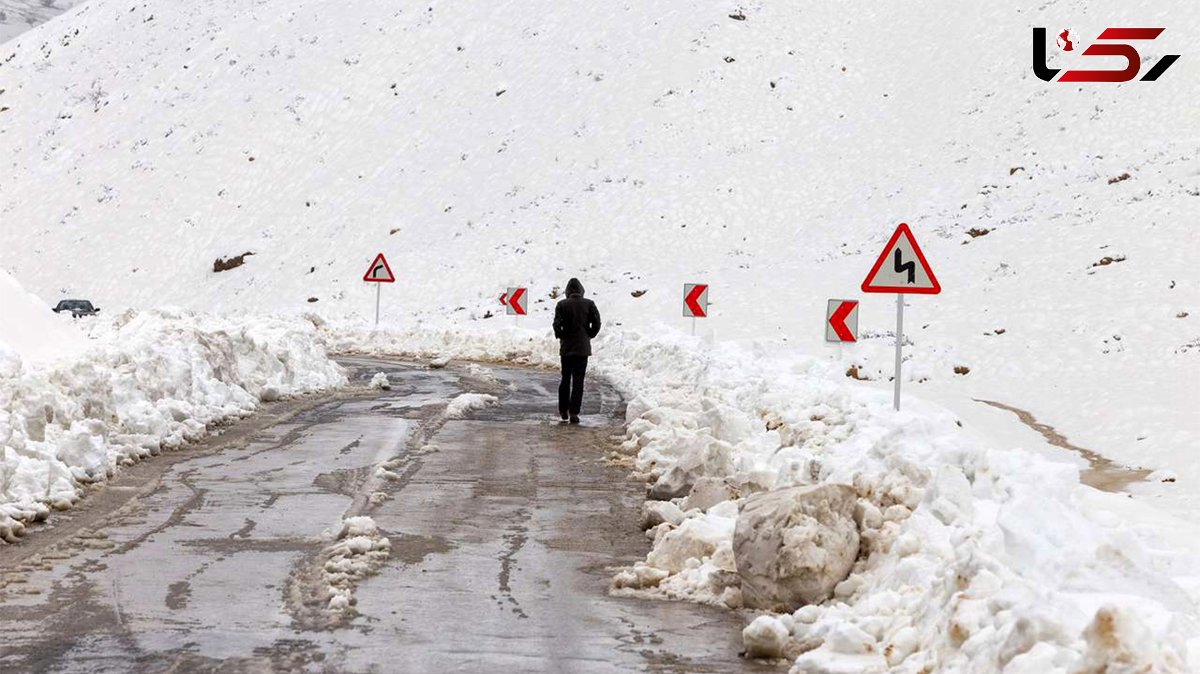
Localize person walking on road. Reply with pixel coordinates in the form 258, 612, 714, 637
552, 278, 601, 424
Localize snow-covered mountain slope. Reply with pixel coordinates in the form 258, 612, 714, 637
1, 0, 1193, 507
0, 0, 85, 44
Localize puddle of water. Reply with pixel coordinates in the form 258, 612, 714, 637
975, 399, 1151, 492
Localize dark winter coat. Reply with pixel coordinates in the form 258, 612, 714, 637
553, 278, 601, 357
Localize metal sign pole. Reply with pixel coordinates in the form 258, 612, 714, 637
893, 294, 904, 410
691, 316, 696, 336
375, 283, 381, 330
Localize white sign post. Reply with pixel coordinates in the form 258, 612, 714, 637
362, 253, 396, 329
860, 223, 941, 410
683, 283, 709, 336
893, 295, 903, 410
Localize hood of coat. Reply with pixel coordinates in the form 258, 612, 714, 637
565, 278, 585, 297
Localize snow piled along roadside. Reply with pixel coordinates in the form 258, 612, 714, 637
324, 321, 1200, 673
0, 307, 346, 542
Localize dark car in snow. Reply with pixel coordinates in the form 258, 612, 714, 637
52, 299, 101, 318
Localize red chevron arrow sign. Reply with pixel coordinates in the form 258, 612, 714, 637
499, 292, 508, 306
825, 300, 859, 343
506, 287, 527, 316
683, 283, 708, 318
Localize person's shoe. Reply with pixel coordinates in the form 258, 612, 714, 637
560, 411, 569, 421
569, 415, 581, 424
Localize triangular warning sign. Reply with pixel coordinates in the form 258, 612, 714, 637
861, 223, 941, 294
362, 253, 396, 283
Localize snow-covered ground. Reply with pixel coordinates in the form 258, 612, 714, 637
0, 0, 1196, 670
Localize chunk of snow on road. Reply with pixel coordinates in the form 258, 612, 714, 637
323, 515, 391, 616
465, 363, 492, 378
742, 614, 788, 659
464, 363, 504, 387
369, 372, 391, 390
612, 562, 669, 591
443, 393, 498, 419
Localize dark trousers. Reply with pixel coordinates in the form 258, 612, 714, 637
559, 355, 588, 417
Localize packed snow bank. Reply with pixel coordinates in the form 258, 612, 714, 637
322, 321, 1200, 672
0, 308, 346, 541
0, 269, 87, 367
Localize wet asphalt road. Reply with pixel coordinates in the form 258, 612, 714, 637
0, 358, 768, 673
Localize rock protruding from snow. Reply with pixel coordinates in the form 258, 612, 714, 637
733, 484, 859, 611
